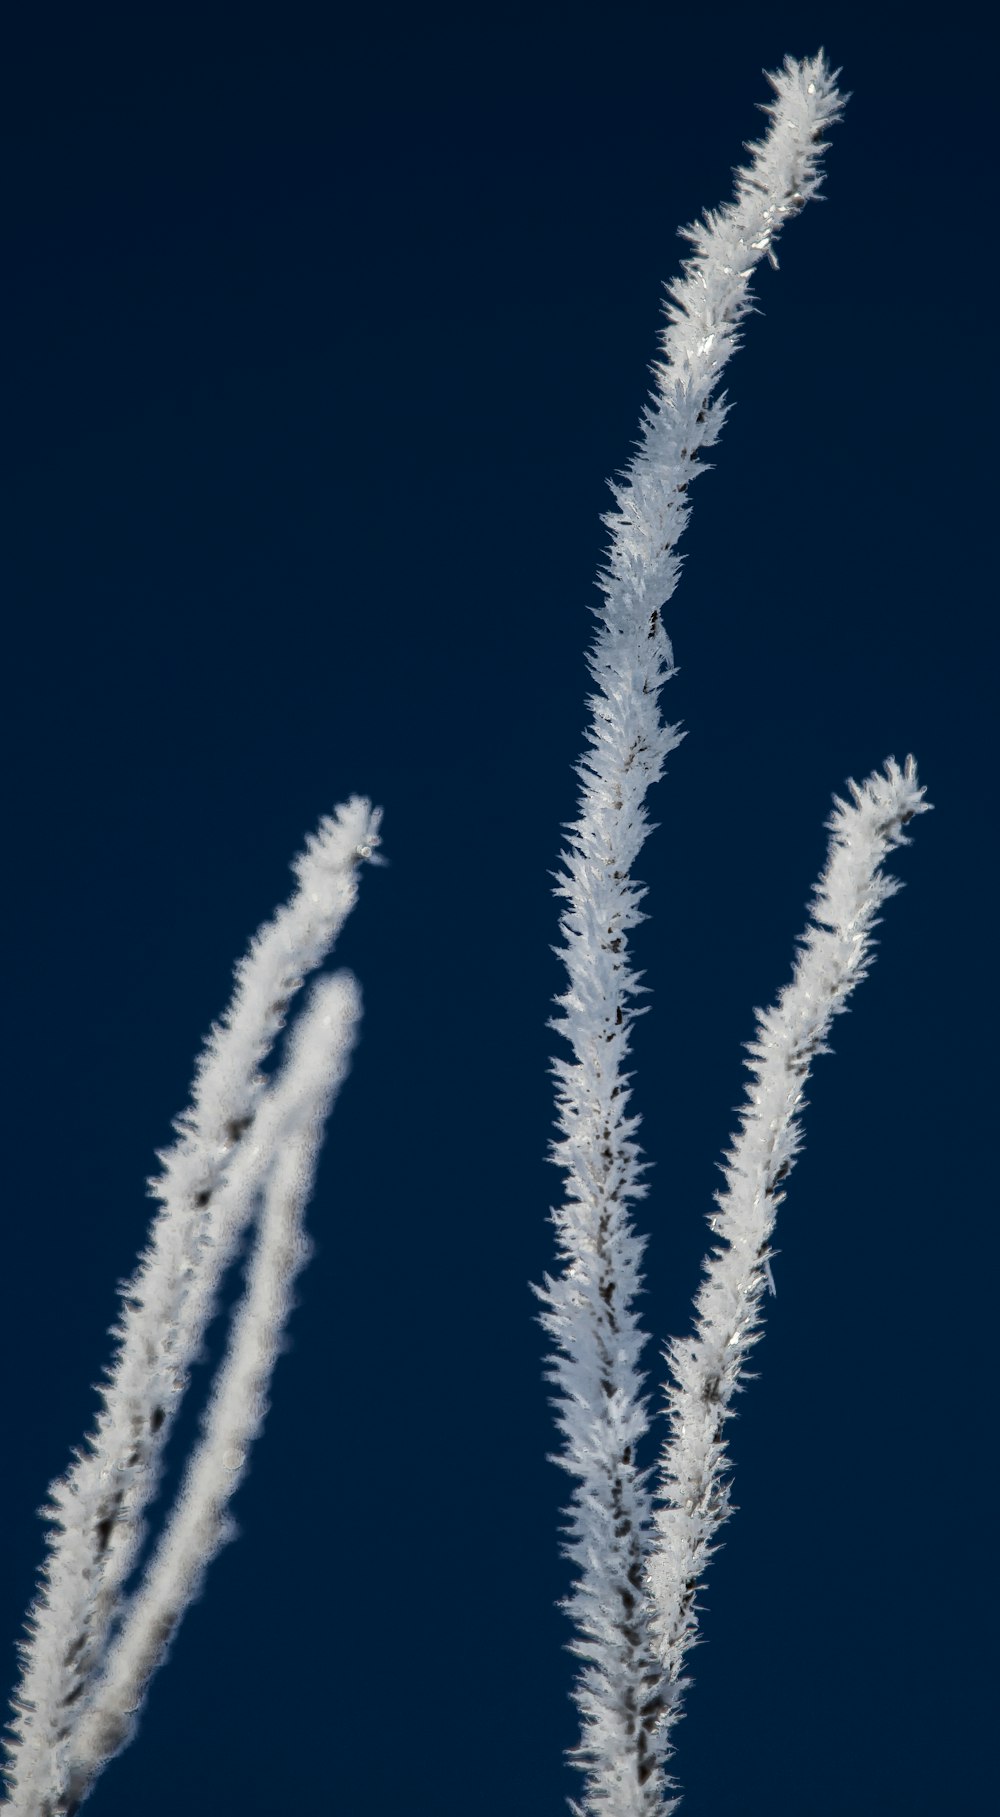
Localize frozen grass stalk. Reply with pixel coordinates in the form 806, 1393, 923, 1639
647, 759, 930, 1772
3, 802, 381, 1815
537, 52, 860, 1816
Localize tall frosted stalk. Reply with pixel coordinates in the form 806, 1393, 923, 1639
537, 54, 844, 1816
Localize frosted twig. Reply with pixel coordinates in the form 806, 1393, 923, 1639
63, 973, 363, 1805
647, 758, 929, 1755
537, 52, 843, 1817
3, 800, 380, 1816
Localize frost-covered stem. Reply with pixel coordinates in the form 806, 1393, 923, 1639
63, 974, 362, 1807
3, 800, 381, 1816
647, 758, 929, 1750
538, 53, 843, 1816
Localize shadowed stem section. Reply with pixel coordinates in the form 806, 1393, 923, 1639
63, 975, 362, 1806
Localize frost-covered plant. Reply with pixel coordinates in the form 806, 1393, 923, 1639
647, 758, 928, 1758
1, 47, 929, 1817
2, 800, 382, 1816
538, 49, 927, 1817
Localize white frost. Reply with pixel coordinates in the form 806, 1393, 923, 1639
3, 800, 380, 1816
538, 52, 845, 1817
646, 759, 930, 1762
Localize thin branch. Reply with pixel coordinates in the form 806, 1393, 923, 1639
647, 758, 930, 1752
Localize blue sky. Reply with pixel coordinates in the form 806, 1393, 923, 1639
2, 4, 990, 1812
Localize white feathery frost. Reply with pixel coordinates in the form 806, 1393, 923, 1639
63, 973, 363, 1804
647, 759, 930, 1745
537, 52, 844, 1816
0, 44, 933, 1817
3, 799, 380, 1816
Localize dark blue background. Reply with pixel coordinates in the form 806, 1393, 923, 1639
2, 4, 991, 1812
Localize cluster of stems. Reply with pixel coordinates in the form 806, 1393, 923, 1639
540, 51, 924, 1816
4, 800, 381, 1815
